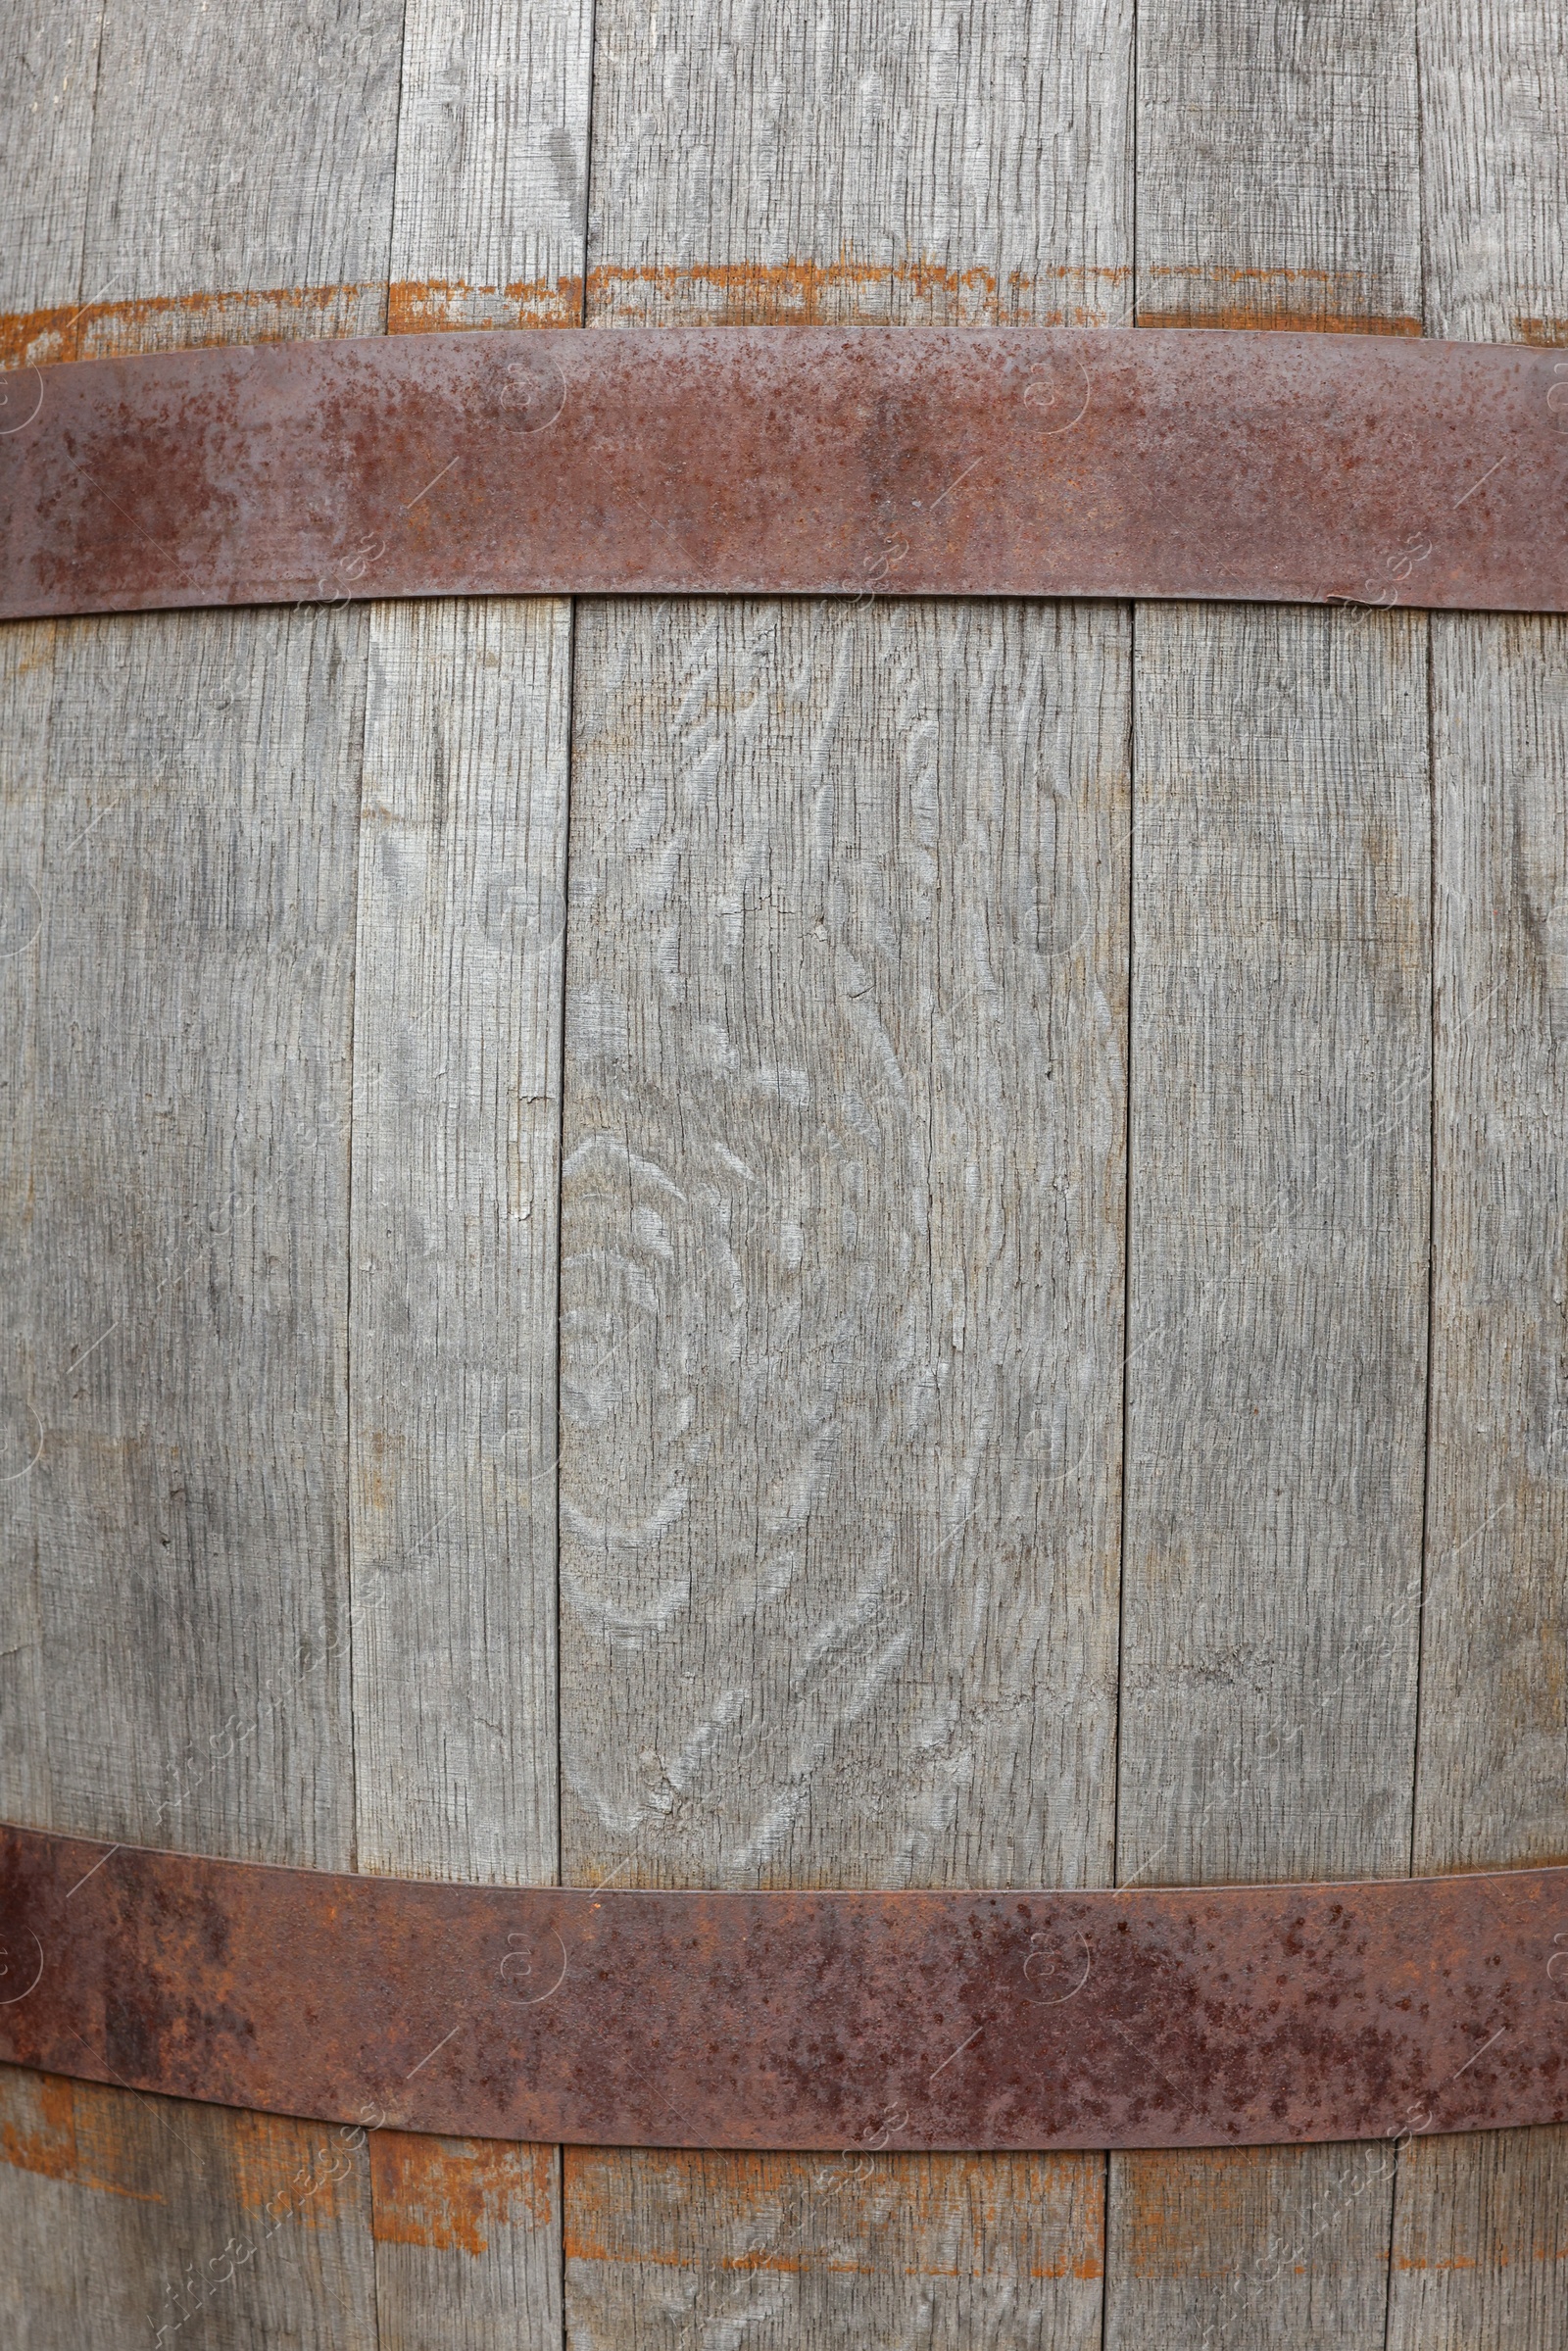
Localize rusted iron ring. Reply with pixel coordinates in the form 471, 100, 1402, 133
1, 328, 1563, 620
2, 1825, 1564, 2148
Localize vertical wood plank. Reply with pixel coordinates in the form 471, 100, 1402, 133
0, 604, 367, 1865
1, 6, 405, 2341
567, 16, 1134, 2335
350, 10, 595, 2342
389, 0, 593, 331
585, 0, 1131, 328
1386, 14, 1568, 2327
560, 593, 1127, 2340
1112, 5, 1428, 2343
350, 598, 568, 2343
77, 0, 402, 350
0, 1, 103, 357
0, 2065, 379, 2350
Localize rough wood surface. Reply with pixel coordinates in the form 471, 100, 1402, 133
564, 2146, 1105, 2351
565, 13, 1133, 2340
78, 0, 400, 348
355, 10, 594, 2334
1108, 599, 1431, 2351
558, 592, 1129, 2340
1135, 0, 1420, 334
1385, 11, 1568, 2328
350, 595, 569, 1889
1108, 6, 1430, 2340
0, 2064, 379, 2350
0, 9, 398, 2341
0, 605, 366, 1866
585, 0, 1132, 327
390, 0, 593, 330
348, 598, 568, 2349
1, 2, 102, 328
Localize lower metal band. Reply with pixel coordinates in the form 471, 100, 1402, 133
1, 1825, 1563, 2149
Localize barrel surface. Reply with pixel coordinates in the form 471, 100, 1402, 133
1, 5, 1564, 2350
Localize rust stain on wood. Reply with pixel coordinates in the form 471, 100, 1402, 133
369, 2131, 555, 2255
0, 257, 1452, 370
563, 2147, 1105, 2280
0, 2068, 162, 2203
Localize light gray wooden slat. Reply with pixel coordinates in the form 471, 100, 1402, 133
586, 0, 1132, 328
351, 10, 595, 2341
1384, 16, 1568, 2341
76, 0, 402, 351
568, 14, 1134, 2338
1108, 6, 1429, 2343
1135, 0, 1421, 334
0, 0, 103, 347
350, 596, 569, 2345
389, 0, 593, 330
1108, 601, 1433, 2351
1, 8, 405, 2341
560, 591, 1128, 2348
0, 2066, 379, 2351
0, 604, 367, 1861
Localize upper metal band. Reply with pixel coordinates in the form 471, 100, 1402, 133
1, 328, 1563, 620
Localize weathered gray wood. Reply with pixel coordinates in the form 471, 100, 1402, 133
367, 2129, 562, 2351
1383, 12, 1568, 2319
586, 0, 1132, 328
567, 14, 1133, 2339
0, 605, 366, 1863
559, 591, 1130, 2341
350, 596, 569, 1888
350, 10, 596, 2338
1135, 0, 1421, 333
0, 2065, 379, 2350
1107, 599, 1432, 2349
348, 597, 568, 2345
390, 0, 594, 330
564, 2144, 1106, 2350
77, 0, 402, 351
1107, 6, 1430, 2342
0, 2, 103, 342
0, 9, 404, 2341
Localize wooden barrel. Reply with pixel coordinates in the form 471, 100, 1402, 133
3, 2, 1563, 2344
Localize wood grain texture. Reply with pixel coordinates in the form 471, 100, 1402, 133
369, 2131, 561, 2351
1135, 0, 1421, 333
0, 11, 403, 2341
1386, 11, 1568, 2327
1109, 6, 1431, 2342
1, 1, 103, 329
0, 2064, 379, 2350
357, 9, 596, 2333
0, 604, 366, 1866
1418, 0, 1568, 347
1107, 602, 1432, 2351
568, 15, 1132, 2342
559, 593, 1129, 2342
564, 2146, 1105, 2351
350, 595, 569, 1889
585, 0, 1132, 326
390, 0, 593, 330
78, 0, 402, 350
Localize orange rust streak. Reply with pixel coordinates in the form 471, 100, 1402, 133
370, 2130, 555, 2257
0, 2069, 163, 2203
1516, 318, 1568, 346
1139, 308, 1422, 336
0, 262, 1449, 366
